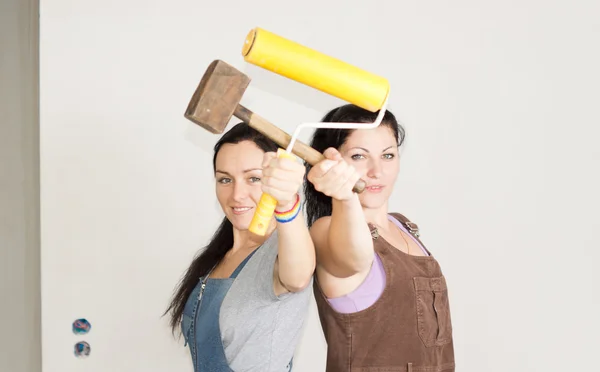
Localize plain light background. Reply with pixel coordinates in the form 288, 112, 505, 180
16, 0, 597, 371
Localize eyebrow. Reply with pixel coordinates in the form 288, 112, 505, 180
347, 146, 395, 153
215, 168, 262, 175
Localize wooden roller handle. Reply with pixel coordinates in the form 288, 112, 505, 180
234, 104, 366, 193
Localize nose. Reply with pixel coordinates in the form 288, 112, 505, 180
367, 158, 383, 179
232, 181, 250, 203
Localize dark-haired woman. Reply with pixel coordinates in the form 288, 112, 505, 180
304, 104, 455, 371
165, 123, 315, 372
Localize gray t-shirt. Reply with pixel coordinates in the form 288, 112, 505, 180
219, 230, 313, 371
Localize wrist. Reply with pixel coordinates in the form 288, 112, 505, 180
275, 202, 296, 212
276, 194, 299, 212
332, 194, 360, 212
332, 192, 358, 204
274, 194, 301, 223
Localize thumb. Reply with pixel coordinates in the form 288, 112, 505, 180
262, 152, 276, 168
323, 147, 342, 161
310, 159, 338, 179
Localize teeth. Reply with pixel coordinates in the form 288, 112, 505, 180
233, 207, 251, 211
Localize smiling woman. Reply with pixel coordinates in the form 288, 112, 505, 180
164, 123, 316, 372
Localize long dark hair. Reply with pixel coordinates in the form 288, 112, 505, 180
164, 122, 278, 334
303, 104, 405, 227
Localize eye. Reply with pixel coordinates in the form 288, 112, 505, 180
217, 177, 232, 184
351, 154, 366, 160
382, 153, 395, 160
249, 177, 261, 183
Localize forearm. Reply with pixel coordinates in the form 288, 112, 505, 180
275, 213, 316, 292
327, 194, 374, 274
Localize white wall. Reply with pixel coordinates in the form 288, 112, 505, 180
0, 0, 41, 371
39, 1, 600, 371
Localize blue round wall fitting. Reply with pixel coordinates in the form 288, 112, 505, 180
72, 318, 91, 335
74, 341, 91, 358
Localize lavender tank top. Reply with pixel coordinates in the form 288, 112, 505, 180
327, 214, 429, 314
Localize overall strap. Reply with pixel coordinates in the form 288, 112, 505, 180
389, 212, 421, 238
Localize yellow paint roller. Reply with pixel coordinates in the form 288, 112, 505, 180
242, 27, 390, 112
242, 27, 391, 236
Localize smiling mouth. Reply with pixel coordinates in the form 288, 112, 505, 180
366, 185, 385, 192
231, 207, 253, 215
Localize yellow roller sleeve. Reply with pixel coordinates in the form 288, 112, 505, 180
249, 149, 298, 236
242, 27, 389, 112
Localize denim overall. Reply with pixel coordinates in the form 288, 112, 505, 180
181, 249, 294, 372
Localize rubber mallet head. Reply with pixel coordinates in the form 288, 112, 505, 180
184, 60, 251, 134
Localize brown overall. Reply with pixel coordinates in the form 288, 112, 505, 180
313, 213, 455, 372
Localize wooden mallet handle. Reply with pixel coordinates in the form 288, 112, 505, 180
234, 105, 366, 193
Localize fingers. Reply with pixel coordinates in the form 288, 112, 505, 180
308, 158, 343, 187
261, 176, 299, 199
263, 147, 360, 202
307, 156, 362, 201
263, 156, 305, 182
273, 155, 301, 172
307, 159, 338, 181
261, 152, 305, 203
307, 148, 347, 181
262, 171, 302, 208
341, 168, 363, 194
329, 166, 362, 200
